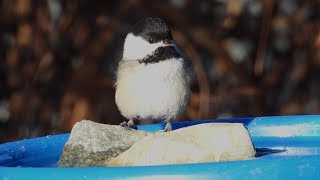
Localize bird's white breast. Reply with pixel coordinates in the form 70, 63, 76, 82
115, 58, 189, 121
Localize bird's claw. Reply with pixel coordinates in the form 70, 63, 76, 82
120, 119, 137, 130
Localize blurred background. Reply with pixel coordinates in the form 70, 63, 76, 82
1, 0, 320, 143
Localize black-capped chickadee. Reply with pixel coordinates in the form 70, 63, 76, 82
115, 17, 191, 131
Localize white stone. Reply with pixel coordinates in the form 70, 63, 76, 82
109, 123, 256, 166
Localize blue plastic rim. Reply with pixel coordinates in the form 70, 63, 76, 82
1, 115, 320, 179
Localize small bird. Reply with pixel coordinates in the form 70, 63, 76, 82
115, 17, 191, 131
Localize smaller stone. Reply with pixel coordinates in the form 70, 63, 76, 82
58, 120, 150, 167
109, 123, 255, 166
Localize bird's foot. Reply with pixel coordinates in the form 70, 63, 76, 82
120, 119, 137, 130
164, 122, 172, 132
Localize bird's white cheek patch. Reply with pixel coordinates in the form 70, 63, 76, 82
123, 33, 165, 60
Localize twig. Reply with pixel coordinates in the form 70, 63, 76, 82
254, 0, 275, 76
173, 30, 210, 119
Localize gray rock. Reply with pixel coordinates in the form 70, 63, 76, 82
109, 123, 256, 166
58, 120, 149, 167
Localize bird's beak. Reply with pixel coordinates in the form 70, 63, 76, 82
163, 39, 174, 45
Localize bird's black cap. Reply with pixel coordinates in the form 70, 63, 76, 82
130, 17, 173, 44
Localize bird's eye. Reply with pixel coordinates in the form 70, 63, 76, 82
148, 37, 155, 43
